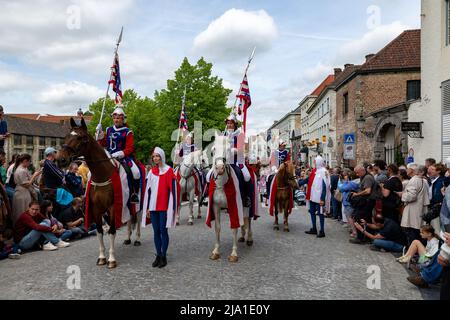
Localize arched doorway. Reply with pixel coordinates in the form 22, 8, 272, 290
377, 123, 402, 165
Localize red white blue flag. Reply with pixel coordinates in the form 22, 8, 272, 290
109, 53, 123, 105
179, 103, 188, 131
237, 74, 252, 132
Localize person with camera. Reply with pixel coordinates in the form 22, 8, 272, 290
349, 165, 377, 244
60, 197, 94, 239
354, 214, 406, 252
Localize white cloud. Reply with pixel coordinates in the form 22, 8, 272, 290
334, 21, 411, 65
0, 63, 36, 93
36, 81, 103, 112
193, 9, 278, 61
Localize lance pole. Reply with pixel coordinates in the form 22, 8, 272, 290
96, 27, 123, 139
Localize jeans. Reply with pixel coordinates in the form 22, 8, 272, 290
59, 230, 72, 241
151, 211, 169, 257
309, 201, 325, 232
70, 227, 89, 238
6, 186, 14, 207
18, 220, 60, 251
331, 196, 342, 219
372, 239, 404, 252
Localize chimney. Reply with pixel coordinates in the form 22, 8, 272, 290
365, 54, 375, 62
334, 68, 342, 77
344, 63, 354, 69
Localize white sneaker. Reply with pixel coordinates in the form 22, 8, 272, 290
43, 243, 58, 251
56, 241, 70, 248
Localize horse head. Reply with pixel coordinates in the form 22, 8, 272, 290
279, 161, 299, 190
56, 118, 90, 168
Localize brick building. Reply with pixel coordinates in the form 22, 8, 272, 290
335, 30, 421, 167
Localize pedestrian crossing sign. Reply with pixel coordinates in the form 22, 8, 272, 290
344, 133, 355, 145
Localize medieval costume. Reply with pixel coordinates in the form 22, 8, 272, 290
299, 156, 330, 238
266, 140, 291, 201
142, 147, 178, 268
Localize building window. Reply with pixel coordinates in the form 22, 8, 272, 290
26, 136, 34, 146
51, 138, 57, 146
39, 149, 45, 160
39, 137, 46, 146
343, 93, 349, 116
13, 135, 23, 146
14, 148, 22, 155
407, 80, 421, 101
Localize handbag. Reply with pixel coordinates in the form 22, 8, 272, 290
422, 203, 442, 224
334, 189, 343, 202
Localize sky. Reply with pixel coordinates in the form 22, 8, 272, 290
0, 0, 421, 136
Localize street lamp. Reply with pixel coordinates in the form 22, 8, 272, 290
356, 115, 375, 138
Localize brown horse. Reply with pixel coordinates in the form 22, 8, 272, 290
272, 161, 299, 232
56, 118, 120, 269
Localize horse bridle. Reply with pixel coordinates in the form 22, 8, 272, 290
180, 162, 195, 180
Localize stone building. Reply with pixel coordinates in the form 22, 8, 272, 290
409, 0, 450, 163
335, 30, 421, 167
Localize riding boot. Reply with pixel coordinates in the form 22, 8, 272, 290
152, 256, 161, 268
130, 179, 140, 204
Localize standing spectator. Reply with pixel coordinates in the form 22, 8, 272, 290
428, 163, 446, 230
65, 162, 83, 197
142, 147, 178, 268
5, 154, 18, 206
338, 169, 360, 238
11, 154, 41, 224
438, 231, 450, 300
78, 160, 90, 190
330, 168, 342, 221
0, 105, 10, 153
425, 158, 437, 170
354, 214, 406, 253
349, 165, 377, 244
40, 200, 72, 241
42, 147, 65, 190
397, 165, 430, 248
0, 151, 7, 184
14, 201, 70, 251
399, 168, 410, 190
380, 164, 403, 223
373, 160, 389, 184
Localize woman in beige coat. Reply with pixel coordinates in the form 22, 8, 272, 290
11, 154, 41, 225
397, 164, 429, 248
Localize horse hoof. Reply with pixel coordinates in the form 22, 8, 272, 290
274, 226, 279, 231
188, 221, 194, 226
107, 261, 117, 269
97, 258, 107, 266
134, 241, 141, 247
246, 241, 254, 247
209, 253, 220, 261
284, 228, 290, 232
123, 240, 131, 245
238, 237, 245, 243
176, 222, 180, 226
197, 215, 202, 219
228, 255, 239, 263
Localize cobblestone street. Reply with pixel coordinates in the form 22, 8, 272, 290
0, 203, 438, 300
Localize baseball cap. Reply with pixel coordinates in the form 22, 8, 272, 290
44, 147, 57, 156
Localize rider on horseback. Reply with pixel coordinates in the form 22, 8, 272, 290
96, 106, 140, 204
266, 140, 291, 200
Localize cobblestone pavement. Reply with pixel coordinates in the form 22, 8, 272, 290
0, 203, 439, 300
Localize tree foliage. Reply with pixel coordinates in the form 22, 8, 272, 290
87, 57, 232, 164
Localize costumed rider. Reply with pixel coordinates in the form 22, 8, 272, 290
298, 155, 330, 238
207, 114, 252, 206
266, 139, 291, 200
96, 106, 140, 204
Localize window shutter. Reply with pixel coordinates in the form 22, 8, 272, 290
442, 80, 450, 158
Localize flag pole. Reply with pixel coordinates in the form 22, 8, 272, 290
233, 47, 256, 114
97, 27, 123, 138
176, 86, 187, 144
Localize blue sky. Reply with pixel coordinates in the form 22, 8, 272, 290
0, 0, 421, 135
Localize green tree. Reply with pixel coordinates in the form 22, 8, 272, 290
154, 57, 232, 153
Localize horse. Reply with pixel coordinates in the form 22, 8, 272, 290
56, 118, 139, 269
270, 161, 299, 232
176, 151, 203, 225
207, 158, 258, 263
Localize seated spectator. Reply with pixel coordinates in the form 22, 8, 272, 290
65, 162, 83, 197
42, 147, 65, 190
354, 214, 406, 253
13, 201, 70, 251
0, 226, 20, 260
397, 225, 440, 264
40, 200, 72, 242
61, 198, 95, 239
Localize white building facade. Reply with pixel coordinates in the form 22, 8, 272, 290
299, 96, 317, 146
306, 88, 337, 167
409, 0, 450, 163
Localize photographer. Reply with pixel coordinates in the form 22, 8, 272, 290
354, 214, 406, 252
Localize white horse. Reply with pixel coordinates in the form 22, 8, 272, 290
176, 151, 203, 225
208, 159, 255, 263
